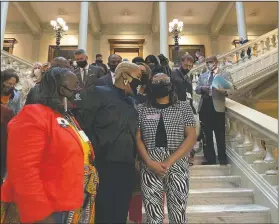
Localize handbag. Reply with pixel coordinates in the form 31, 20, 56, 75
1, 201, 20, 224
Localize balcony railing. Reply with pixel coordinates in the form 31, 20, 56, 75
191, 29, 278, 89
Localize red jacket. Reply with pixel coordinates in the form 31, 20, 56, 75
1, 104, 84, 223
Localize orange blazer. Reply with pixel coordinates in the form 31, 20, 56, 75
1, 104, 84, 223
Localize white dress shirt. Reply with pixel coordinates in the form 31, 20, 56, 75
111, 71, 115, 84
80, 64, 89, 82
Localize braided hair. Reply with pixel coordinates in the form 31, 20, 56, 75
38, 67, 71, 113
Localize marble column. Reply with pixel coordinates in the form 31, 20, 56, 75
78, 1, 89, 50
235, 2, 248, 40
1, 2, 9, 50
32, 34, 41, 62
159, 2, 168, 57
210, 34, 219, 55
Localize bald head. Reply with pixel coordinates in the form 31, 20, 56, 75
50, 57, 71, 69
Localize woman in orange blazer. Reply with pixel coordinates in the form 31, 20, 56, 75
1, 67, 98, 223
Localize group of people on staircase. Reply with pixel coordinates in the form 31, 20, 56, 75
0, 48, 235, 223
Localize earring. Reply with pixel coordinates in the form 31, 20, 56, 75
124, 79, 128, 86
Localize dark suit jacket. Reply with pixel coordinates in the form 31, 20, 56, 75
1, 104, 14, 181
95, 72, 113, 86
25, 84, 40, 105
74, 65, 104, 89
171, 67, 196, 114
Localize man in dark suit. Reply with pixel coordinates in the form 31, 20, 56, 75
74, 49, 104, 89
171, 54, 196, 112
96, 54, 122, 86
91, 53, 108, 74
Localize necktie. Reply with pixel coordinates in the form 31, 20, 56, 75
83, 68, 87, 84
208, 71, 214, 85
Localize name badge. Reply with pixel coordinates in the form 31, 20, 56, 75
146, 114, 160, 120
57, 117, 69, 128
78, 130, 89, 142
186, 92, 192, 99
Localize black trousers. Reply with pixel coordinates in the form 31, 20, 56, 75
199, 97, 226, 163
95, 160, 135, 224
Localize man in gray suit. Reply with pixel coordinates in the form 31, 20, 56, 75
195, 56, 235, 165
74, 49, 104, 89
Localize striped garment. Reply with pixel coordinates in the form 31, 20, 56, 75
140, 148, 189, 224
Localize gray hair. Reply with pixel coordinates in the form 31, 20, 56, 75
74, 49, 87, 56
114, 62, 140, 82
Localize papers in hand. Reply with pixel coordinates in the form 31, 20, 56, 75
211, 75, 233, 89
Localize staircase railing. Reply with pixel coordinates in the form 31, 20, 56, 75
191, 29, 278, 86
1, 50, 33, 90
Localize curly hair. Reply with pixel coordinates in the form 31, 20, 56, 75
38, 67, 72, 113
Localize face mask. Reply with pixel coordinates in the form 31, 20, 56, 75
2, 84, 14, 94
126, 74, 142, 96
109, 64, 117, 73
207, 62, 217, 71
77, 60, 88, 68
181, 68, 190, 75
150, 83, 171, 98
96, 59, 103, 64
34, 69, 42, 78
61, 86, 81, 101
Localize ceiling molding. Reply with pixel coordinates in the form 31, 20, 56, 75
209, 2, 234, 36
219, 24, 278, 36
12, 2, 41, 36
151, 2, 159, 33
88, 2, 101, 35
5, 22, 30, 34
101, 24, 152, 35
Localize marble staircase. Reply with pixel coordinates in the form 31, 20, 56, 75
142, 154, 272, 223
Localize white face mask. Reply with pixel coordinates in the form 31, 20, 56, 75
34, 68, 42, 78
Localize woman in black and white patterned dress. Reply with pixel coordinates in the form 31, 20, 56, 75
136, 73, 197, 224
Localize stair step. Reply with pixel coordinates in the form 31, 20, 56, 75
190, 165, 231, 176
186, 204, 270, 223
190, 175, 241, 188
188, 188, 254, 205
142, 204, 270, 223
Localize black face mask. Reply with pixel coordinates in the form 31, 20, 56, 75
1, 84, 14, 95
150, 83, 171, 98
96, 59, 103, 64
109, 64, 117, 73
77, 60, 88, 68
61, 86, 82, 101
126, 73, 142, 96
181, 67, 190, 75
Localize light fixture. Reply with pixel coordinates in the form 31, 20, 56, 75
50, 17, 68, 53
169, 19, 183, 66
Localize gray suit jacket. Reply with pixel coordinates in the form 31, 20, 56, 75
195, 69, 235, 113
74, 65, 104, 89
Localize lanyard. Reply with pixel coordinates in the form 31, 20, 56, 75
64, 111, 95, 161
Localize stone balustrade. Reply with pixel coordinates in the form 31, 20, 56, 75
225, 99, 278, 188
191, 28, 278, 89
1, 50, 33, 91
